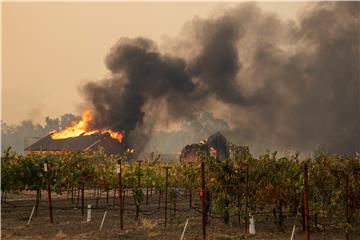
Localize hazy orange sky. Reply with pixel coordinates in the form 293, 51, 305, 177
2, 2, 306, 125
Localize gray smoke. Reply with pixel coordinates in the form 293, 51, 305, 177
82, 2, 359, 154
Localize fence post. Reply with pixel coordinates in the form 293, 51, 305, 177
81, 183, 85, 216
44, 160, 53, 223
95, 184, 99, 207
304, 162, 310, 240
117, 159, 124, 230
35, 189, 40, 217
164, 166, 171, 228
245, 164, 249, 233
106, 188, 109, 203
71, 187, 74, 204
345, 177, 350, 240
235, 168, 241, 224
188, 163, 193, 208
113, 184, 117, 206
135, 160, 142, 224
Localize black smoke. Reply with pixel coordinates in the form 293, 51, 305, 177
82, 38, 198, 133
82, 2, 359, 154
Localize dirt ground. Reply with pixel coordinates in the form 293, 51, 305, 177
1, 190, 358, 240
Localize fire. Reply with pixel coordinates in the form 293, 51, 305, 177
50, 111, 123, 142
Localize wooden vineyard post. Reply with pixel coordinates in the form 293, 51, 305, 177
44, 160, 53, 223
158, 190, 162, 208
304, 162, 310, 240
35, 189, 40, 216
95, 184, 99, 207
71, 187, 75, 204
123, 189, 126, 210
106, 188, 109, 204
81, 183, 85, 216
345, 176, 350, 240
200, 159, 206, 240
314, 197, 318, 229
173, 191, 177, 217
235, 168, 241, 224
135, 160, 143, 224
117, 159, 124, 230
188, 163, 193, 208
245, 164, 249, 233
163, 166, 171, 228
76, 187, 80, 207
112, 185, 117, 207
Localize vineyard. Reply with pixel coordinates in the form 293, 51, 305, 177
1, 147, 360, 239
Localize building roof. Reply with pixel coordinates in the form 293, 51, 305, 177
179, 131, 231, 163
24, 133, 126, 155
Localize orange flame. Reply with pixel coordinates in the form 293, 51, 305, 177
51, 111, 123, 142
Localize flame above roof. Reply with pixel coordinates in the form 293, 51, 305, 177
25, 133, 126, 155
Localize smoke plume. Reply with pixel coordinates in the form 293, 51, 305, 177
82, 2, 359, 154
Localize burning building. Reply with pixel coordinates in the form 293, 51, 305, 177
180, 132, 231, 163
6, 2, 356, 157
25, 111, 126, 155
25, 133, 126, 155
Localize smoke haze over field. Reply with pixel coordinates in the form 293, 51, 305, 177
80, 2, 359, 154
2, 2, 359, 155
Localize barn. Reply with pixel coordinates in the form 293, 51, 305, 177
25, 133, 126, 155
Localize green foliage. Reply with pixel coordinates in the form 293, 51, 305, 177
133, 186, 144, 205
1, 146, 359, 233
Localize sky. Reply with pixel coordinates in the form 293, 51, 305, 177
2, 2, 306, 125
